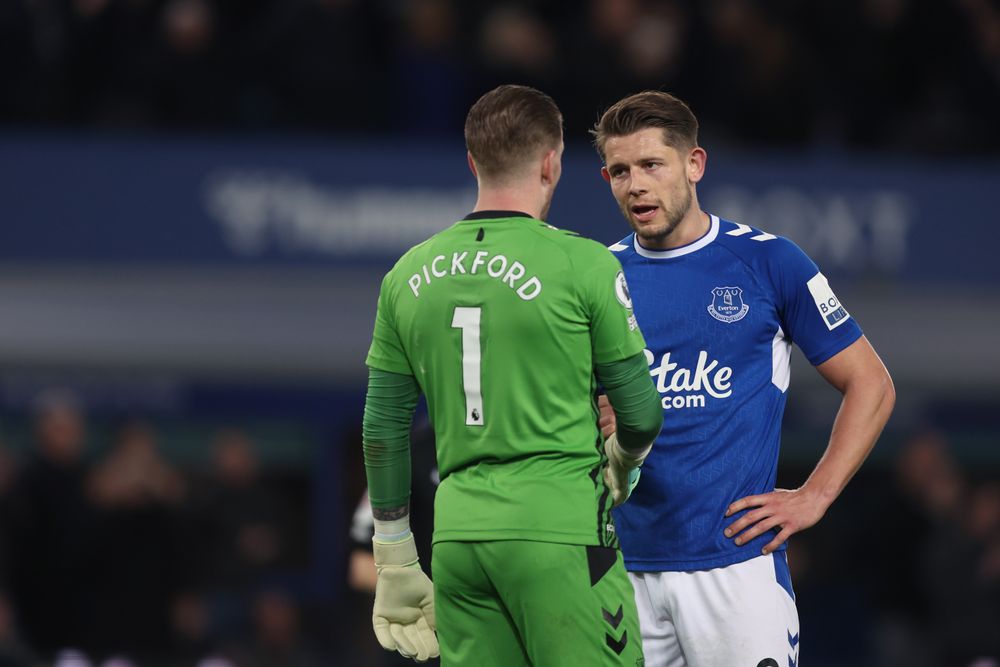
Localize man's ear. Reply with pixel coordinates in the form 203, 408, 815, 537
467, 152, 479, 179
541, 148, 558, 184
600, 166, 611, 184
687, 146, 707, 184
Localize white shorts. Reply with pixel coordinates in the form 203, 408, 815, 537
629, 552, 800, 667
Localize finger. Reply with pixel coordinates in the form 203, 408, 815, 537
732, 516, 783, 546
390, 623, 416, 659
726, 494, 768, 517
598, 394, 610, 408
402, 623, 429, 662
373, 617, 397, 651
604, 468, 626, 507
414, 616, 440, 661
724, 507, 770, 538
421, 599, 436, 630
762, 526, 794, 555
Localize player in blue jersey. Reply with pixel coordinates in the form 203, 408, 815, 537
591, 90, 896, 667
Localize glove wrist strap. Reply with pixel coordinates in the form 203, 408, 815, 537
607, 433, 652, 469
373, 515, 412, 543
373, 532, 420, 569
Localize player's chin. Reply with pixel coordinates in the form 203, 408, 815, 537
633, 220, 667, 240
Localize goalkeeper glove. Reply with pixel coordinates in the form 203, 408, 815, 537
372, 533, 439, 662
604, 432, 651, 507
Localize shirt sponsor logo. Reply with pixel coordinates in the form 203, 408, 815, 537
644, 349, 733, 410
708, 286, 749, 323
806, 272, 850, 330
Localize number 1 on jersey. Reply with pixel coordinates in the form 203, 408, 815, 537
452, 306, 484, 427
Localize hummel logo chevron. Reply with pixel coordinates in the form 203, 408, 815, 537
787, 630, 800, 667
602, 605, 624, 629
605, 630, 628, 655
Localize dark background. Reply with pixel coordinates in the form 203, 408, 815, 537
0, 1, 998, 666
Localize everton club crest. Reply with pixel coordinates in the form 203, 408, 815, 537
708, 286, 749, 323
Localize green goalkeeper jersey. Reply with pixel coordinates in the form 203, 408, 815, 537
366, 211, 645, 547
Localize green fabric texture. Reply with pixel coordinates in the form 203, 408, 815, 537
433, 540, 643, 665
362, 367, 420, 509
366, 214, 647, 546
595, 351, 663, 453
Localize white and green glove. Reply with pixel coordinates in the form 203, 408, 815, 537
372, 533, 439, 663
603, 432, 651, 507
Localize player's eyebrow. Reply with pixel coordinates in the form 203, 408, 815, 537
606, 156, 660, 171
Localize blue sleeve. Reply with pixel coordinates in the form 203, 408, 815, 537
769, 238, 862, 366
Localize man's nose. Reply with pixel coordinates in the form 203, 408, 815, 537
629, 172, 648, 196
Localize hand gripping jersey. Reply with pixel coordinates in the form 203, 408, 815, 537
610, 214, 862, 571
367, 211, 645, 547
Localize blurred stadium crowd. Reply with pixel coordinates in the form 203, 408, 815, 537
0, 393, 997, 666
1, 0, 999, 152
0, 391, 327, 667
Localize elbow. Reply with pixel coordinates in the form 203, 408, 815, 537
646, 407, 665, 443
881, 370, 896, 415
636, 397, 665, 445
616, 399, 664, 452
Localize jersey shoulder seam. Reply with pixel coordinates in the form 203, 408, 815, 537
714, 224, 784, 301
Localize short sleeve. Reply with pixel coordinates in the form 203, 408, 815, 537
365, 272, 414, 375
580, 244, 647, 364
771, 238, 862, 366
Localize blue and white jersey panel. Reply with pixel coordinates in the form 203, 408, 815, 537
610, 214, 862, 572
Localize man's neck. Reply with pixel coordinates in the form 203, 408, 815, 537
474, 186, 542, 220
653, 204, 709, 250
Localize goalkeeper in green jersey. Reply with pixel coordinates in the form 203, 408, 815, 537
363, 84, 663, 665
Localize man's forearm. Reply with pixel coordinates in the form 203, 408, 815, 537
802, 354, 895, 507
363, 367, 420, 509
372, 504, 410, 522
595, 352, 663, 452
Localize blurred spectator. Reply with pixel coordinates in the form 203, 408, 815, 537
478, 4, 558, 82
391, 0, 468, 134
179, 429, 297, 641
243, 589, 321, 667
85, 421, 187, 660
0, 592, 40, 667
150, 0, 232, 127
698, 0, 817, 145
7, 391, 95, 655
920, 480, 1000, 665
865, 429, 966, 667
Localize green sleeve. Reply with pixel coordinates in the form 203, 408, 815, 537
579, 245, 646, 364
595, 352, 663, 452
362, 367, 420, 508
366, 272, 413, 375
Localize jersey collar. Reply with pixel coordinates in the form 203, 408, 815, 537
462, 210, 534, 221
633, 214, 720, 259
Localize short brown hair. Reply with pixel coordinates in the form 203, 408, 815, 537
465, 84, 563, 182
591, 91, 699, 161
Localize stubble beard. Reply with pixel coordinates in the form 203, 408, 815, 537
627, 184, 693, 247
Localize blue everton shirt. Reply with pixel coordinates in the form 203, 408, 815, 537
611, 214, 862, 572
